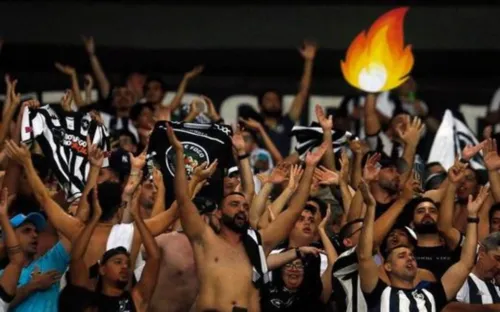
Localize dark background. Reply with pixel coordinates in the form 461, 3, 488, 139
0, 1, 500, 127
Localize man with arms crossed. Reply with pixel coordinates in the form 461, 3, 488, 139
168, 125, 326, 312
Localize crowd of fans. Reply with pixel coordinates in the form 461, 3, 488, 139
0, 36, 497, 312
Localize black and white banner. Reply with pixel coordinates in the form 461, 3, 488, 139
290, 122, 354, 157
428, 109, 484, 170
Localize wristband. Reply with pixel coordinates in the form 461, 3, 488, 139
295, 248, 302, 260
467, 217, 479, 223
237, 153, 250, 160
459, 158, 468, 164
130, 171, 140, 177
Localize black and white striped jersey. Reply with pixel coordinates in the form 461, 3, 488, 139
456, 272, 500, 304
290, 122, 353, 157
363, 279, 447, 312
21, 105, 110, 202
147, 121, 232, 207
332, 247, 368, 312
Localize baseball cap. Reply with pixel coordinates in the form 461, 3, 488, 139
100, 246, 130, 264
10, 213, 46, 231
227, 166, 239, 177
108, 148, 131, 181
193, 197, 218, 215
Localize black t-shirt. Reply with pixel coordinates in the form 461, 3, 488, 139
414, 234, 463, 280
59, 283, 136, 312
375, 201, 395, 220
363, 279, 448, 312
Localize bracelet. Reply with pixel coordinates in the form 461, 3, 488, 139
467, 217, 479, 223
459, 158, 469, 164
130, 171, 140, 177
237, 153, 250, 160
7, 245, 22, 254
295, 248, 302, 260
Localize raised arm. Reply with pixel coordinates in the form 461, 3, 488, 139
356, 180, 379, 293
396, 116, 424, 184
373, 175, 415, 248
167, 125, 208, 242
250, 165, 287, 229
288, 41, 316, 121
149, 168, 165, 218
0, 77, 21, 147
260, 142, 327, 254
70, 187, 102, 289
82, 36, 110, 99
168, 65, 204, 113
349, 139, 364, 189
441, 186, 486, 301
0, 188, 24, 297
315, 104, 336, 172
258, 165, 302, 230
483, 138, 500, 202
437, 161, 466, 250
231, 125, 256, 201
364, 94, 381, 137
5, 140, 83, 240
131, 186, 161, 307
240, 118, 283, 164
318, 208, 337, 303
266, 246, 322, 271
74, 137, 104, 221
55, 63, 84, 107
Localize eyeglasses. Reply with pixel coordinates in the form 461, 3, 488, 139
284, 263, 304, 270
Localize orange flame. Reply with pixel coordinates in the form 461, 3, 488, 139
341, 7, 414, 92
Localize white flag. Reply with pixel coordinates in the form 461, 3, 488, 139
428, 110, 484, 170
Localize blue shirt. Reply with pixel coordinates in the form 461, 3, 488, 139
2, 242, 69, 312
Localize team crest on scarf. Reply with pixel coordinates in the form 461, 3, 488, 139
165, 141, 209, 177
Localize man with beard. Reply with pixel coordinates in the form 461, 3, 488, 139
60, 185, 160, 312
255, 41, 316, 157
364, 153, 403, 218
170, 124, 327, 312
358, 179, 481, 312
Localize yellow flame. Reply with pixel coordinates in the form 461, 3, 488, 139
341, 7, 414, 92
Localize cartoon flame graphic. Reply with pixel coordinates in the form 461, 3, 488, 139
341, 7, 414, 92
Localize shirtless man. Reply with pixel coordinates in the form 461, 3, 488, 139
5, 140, 176, 282
168, 125, 327, 312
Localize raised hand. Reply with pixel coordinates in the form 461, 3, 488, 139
467, 185, 490, 216
462, 140, 486, 161
0, 188, 9, 216
4, 140, 31, 165
60, 89, 73, 112
129, 185, 142, 218
5, 74, 20, 108
152, 167, 163, 188
201, 95, 220, 121
23, 99, 41, 110
89, 110, 103, 126
166, 125, 183, 152
448, 160, 468, 184
315, 104, 333, 131
184, 65, 204, 80
363, 153, 381, 182
129, 149, 147, 170
396, 116, 424, 145
401, 173, 418, 201
286, 164, 303, 191
349, 139, 364, 157
55, 62, 76, 76
314, 166, 339, 186
192, 160, 218, 181
339, 150, 350, 182
484, 125, 493, 140
319, 206, 331, 231
231, 124, 246, 155
359, 179, 376, 207
239, 118, 263, 132
482, 139, 500, 171
86, 136, 104, 168
82, 35, 95, 55
299, 40, 317, 61
123, 170, 143, 198
305, 142, 328, 167
269, 163, 288, 184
